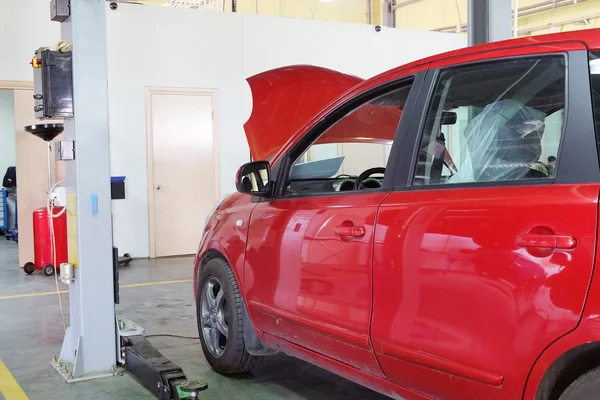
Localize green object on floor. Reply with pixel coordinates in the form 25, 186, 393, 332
176, 384, 192, 399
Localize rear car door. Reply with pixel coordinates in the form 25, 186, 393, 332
371, 44, 600, 399
244, 72, 424, 376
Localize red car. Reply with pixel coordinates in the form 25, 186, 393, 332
194, 29, 600, 400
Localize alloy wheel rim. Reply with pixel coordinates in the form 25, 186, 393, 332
200, 276, 229, 358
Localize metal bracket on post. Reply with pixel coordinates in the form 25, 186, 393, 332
53, 330, 115, 383
51, 0, 71, 23
382, 0, 396, 28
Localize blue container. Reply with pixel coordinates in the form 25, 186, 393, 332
111, 176, 126, 200
0, 189, 7, 230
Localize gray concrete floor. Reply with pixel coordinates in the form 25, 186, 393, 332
0, 239, 386, 400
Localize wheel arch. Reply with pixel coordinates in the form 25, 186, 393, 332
533, 342, 600, 400
194, 242, 242, 300
195, 248, 276, 356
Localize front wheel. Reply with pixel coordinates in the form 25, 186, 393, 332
196, 258, 262, 374
559, 367, 600, 400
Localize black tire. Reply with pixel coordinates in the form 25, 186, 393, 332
196, 258, 262, 374
559, 367, 600, 400
124, 253, 131, 258
23, 262, 35, 275
43, 264, 55, 276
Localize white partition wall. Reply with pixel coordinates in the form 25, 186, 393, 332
0, 1, 466, 259
106, 4, 465, 257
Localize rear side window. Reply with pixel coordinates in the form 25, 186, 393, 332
413, 56, 566, 186
590, 52, 600, 156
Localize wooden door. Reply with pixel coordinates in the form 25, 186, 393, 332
148, 90, 218, 257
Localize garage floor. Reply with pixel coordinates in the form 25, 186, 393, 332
0, 239, 386, 400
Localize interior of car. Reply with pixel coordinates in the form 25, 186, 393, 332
281, 56, 565, 197
415, 55, 565, 186
283, 84, 412, 196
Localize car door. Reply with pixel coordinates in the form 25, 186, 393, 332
371, 45, 600, 399
244, 72, 424, 376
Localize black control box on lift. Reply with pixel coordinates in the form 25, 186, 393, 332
32, 50, 74, 119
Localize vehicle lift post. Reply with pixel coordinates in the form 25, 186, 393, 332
467, 0, 512, 46
40, 0, 206, 397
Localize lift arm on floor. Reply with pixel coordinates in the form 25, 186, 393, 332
122, 335, 208, 400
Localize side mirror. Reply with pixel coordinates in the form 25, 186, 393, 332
236, 161, 271, 196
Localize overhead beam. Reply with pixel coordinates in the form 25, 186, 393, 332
393, 0, 423, 10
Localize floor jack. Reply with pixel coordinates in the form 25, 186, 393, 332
112, 248, 208, 399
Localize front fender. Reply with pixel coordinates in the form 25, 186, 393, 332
193, 192, 254, 298
192, 193, 271, 351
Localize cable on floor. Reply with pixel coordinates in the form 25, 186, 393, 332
49, 180, 67, 332
145, 333, 200, 340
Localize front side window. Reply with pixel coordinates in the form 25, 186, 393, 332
413, 56, 566, 186
284, 81, 414, 196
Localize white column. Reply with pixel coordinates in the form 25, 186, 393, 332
58, 0, 116, 377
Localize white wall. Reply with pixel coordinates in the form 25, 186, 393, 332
107, 4, 465, 257
0, 90, 16, 177
0, 0, 61, 82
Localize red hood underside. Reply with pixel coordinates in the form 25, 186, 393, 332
244, 65, 363, 161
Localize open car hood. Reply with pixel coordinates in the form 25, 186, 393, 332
244, 65, 363, 161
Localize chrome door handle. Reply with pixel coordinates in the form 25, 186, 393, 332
156, 185, 162, 191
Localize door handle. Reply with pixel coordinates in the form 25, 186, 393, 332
334, 225, 366, 238
515, 234, 577, 249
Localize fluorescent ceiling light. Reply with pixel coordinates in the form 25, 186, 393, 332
162, 0, 200, 8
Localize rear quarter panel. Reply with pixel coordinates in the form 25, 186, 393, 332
524, 196, 600, 400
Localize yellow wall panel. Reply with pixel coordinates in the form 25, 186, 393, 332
396, 0, 467, 31
235, 0, 369, 23
152, 0, 600, 37
518, 1, 600, 36
394, 0, 600, 36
